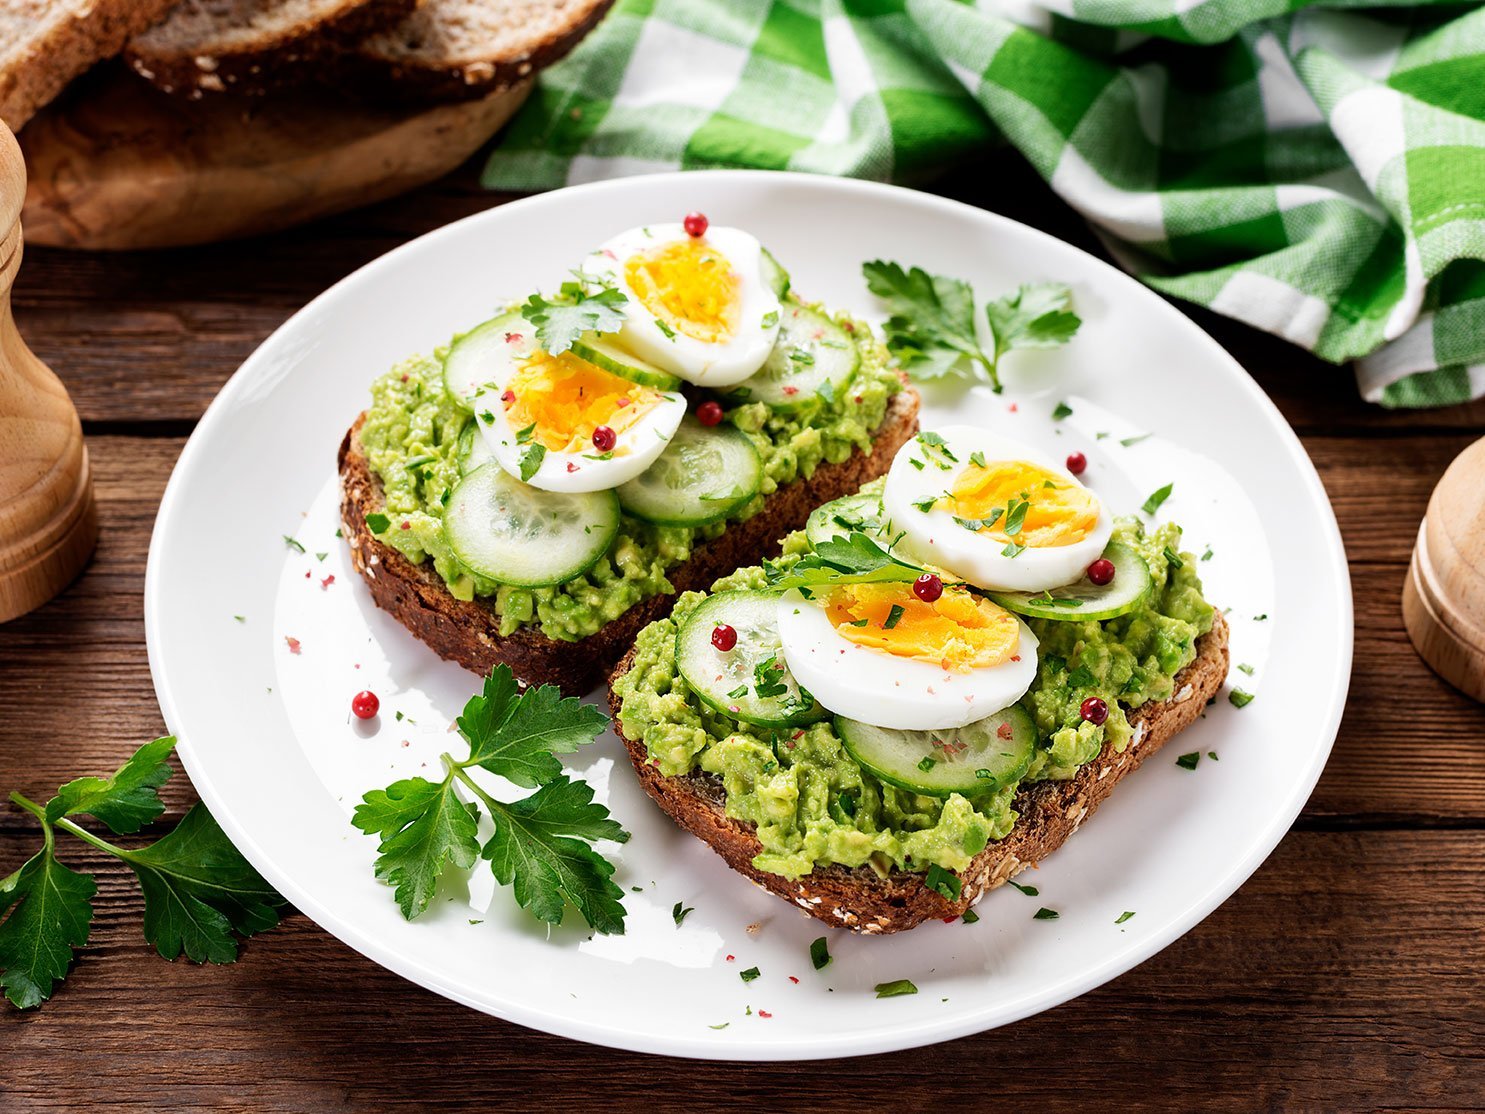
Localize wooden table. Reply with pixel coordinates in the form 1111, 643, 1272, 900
3, 157, 1483, 1110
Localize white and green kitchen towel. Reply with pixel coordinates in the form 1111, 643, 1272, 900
482, 0, 1485, 408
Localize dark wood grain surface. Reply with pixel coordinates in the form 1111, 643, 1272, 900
2, 155, 1482, 1111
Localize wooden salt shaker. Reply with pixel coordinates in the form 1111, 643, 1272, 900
1403, 436, 1485, 702
0, 121, 96, 622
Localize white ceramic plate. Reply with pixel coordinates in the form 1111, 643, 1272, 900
145, 171, 1351, 1060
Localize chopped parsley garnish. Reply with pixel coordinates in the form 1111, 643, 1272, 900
0, 737, 286, 1009
1001, 541, 1027, 558
739, 966, 761, 983
975, 768, 993, 780
365, 512, 391, 534
672, 902, 694, 927
282, 535, 305, 554
727, 684, 748, 700
961, 909, 980, 924
764, 531, 929, 593
1003, 496, 1030, 537
917, 755, 936, 772
520, 281, 627, 354
912, 497, 938, 513
1052, 401, 1073, 421
908, 457, 925, 470
351, 665, 625, 933
478, 410, 495, 425
1006, 879, 1039, 897
925, 863, 962, 901
847, 618, 870, 628
1115, 911, 1135, 924
1237, 663, 1255, 676
761, 310, 779, 329
1175, 751, 1201, 770
884, 604, 905, 629
969, 450, 988, 468
788, 348, 815, 366
753, 656, 788, 699
1120, 433, 1152, 447
515, 422, 537, 444
518, 443, 546, 483
1253, 613, 1268, 621
655, 319, 677, 341
1141, 483, 1174, 515
816, 380, 837, 406
233, 615, 245, 623
1163, 545, 1184, 569
1033, 907, 1060, 920
1229, 689, 1255, 708
810, 936, 832, 971
874, 979, 918, 998
1200, 547, 1213, 561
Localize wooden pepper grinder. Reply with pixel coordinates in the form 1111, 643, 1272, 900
1403, 436, 1485, 702
0, 120, 97, 622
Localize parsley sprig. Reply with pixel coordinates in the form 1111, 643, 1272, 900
352, 666, 628, 934
764, 532, 934, 593
520, 276, 629, 355
1, 737, 286, 1010
862, 261, 1081, 391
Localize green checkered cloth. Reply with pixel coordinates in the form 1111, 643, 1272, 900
484, 0, 1485, 408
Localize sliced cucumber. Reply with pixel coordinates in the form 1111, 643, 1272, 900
456, 418, 495, 476
761, 246, 790, 299
444, 462, 619, 588
616, 416, 762, 527
988, 541, 1153, 622
443, 310, 534, 408
726, 304, 858, 411
835, 706, 1037, 798
677, 591, 827, 729
568, 334, 681, 390
805, 493, 887, 549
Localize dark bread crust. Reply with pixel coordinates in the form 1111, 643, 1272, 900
338, 388, 920, 694
606, 613, 1230, 934
125, 0, 417, 97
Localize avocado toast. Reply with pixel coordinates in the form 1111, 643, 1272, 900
608, 434, 1229, 934
339, 217, 919, 693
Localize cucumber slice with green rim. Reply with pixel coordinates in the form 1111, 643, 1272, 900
805, 492, 887, 549
835, 706, 1037, 798
987, 541, 1153, 622
456, 418, 495, 476
616, 416, 762, 527
568, 334, 682, 390
444, 462, 619, 588
443, 310, 533, 409
726, 304, 858, 411
677, 590, 828, 729
761, 246, 790, 299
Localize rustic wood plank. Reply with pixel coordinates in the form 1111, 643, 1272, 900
2, 433, 1484, 828
1, 828, 1479, 1107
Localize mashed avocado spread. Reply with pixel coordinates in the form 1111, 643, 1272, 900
357, 313, 899, 641
613, 511, 1215, 877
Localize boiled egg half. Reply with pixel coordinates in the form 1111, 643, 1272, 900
776, 582, 1038, 731
584, 223, 781, 387
881, 427, 1112, 592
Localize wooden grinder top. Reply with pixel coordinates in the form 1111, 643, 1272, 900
1403, 436, 1485, 703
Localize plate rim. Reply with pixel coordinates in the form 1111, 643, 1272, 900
144, 168, 1353, 1060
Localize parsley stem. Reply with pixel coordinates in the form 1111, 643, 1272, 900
9, 791, 125, 858
7, 791, 53, 855
442, 755, 509, 822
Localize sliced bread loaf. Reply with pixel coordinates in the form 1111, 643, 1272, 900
0, 0, 178, 130
125, 0, 416, 97
351, 0, 615, 101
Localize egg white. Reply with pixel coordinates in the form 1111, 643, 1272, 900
882, 426, 1113, 593
775, 590, 1039, 731
584, 223, 781, 387
472, 364, 686, 495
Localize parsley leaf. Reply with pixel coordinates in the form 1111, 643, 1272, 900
925, 863, 962, 901
1141, 483, 1174, 515
673, 901, 694, 927
765, 532, 929, 593
862, 260, 983, 382
352, 776, 479, 920
458, 666, 609, 789
520, 283, 628, 355
481, 777, 628, 934
1051, 401, 1073, 421
875, 979, 918, 998
0, 847, 94, 1009
810, 936, 831, 971
45, 735, 174, 834
518, 443, 546, 483
985, 283, 1081, 363
1176, 752, 1201, 770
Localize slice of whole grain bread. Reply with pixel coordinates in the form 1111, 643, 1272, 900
338, 387, 920, 695
0, 0, 179, 130
606, 613, 1230, 934
349, 0, 615, 102
125, 0, 415, 97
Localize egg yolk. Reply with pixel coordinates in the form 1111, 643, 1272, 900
825, 583, 1020, 674
503, 350, 660, 453
945, 460, 1099, 547
623, 239, 739, 344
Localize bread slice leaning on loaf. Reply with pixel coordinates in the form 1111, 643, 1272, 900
607, 613, 1230, 935
126, 0, 416, 97
350, 0, 616, 101
0, 0, 179, 129
338, 388, 921, 695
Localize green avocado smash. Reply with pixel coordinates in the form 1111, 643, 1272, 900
613, 508, 1215, 877
356, 312, 900, 641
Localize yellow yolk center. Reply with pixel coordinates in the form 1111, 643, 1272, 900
825, 583, 1021, 674
623, 239, 740, 344
946, 460, 1100, 547
503, 350, 660, 452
